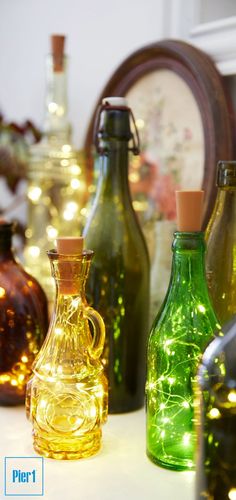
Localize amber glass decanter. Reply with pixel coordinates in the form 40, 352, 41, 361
84, 97, 150, 413
146, 191, 220, 471
25, 35, 86, 305
0, 221, 48, 406
26, 237, 108, 460
206, 161, 236, 324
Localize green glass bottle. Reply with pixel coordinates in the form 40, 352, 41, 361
206, 161, 236, 325
196, 318, 236, 499
146, 191, 220, 470
83, 97, 150, 413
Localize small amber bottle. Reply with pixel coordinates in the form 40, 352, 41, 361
0, 221, 48, 405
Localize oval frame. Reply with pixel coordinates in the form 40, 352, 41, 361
84, 39, 234, 227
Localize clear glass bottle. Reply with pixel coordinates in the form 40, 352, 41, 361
196, 318, 236, 499
146, 191, 221, 470
206, 161, 236, 325
83, 97, 150, 413
26, 237, 108, 460
0, 221, 48, 406
24, 35, 86, 305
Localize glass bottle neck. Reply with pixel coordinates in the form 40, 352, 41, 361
96, 141, 131, 198
168, 232, 208, 293
215, 186, 236, 213
48, 252, 92, 302
43, 55, 71, 142
206, 186, 236, 239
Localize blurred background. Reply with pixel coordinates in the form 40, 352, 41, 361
0, 0, 236, 253
1, 0, 236, 148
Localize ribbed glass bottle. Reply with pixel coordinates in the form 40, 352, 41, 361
24, 35, 86, 306
83, 97, 150, 413
196, 318, 236, 499
146, 229, 220, 470
206, 161, 236, 325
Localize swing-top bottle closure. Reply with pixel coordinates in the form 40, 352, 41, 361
93, 96, 140, 155
217, 160, 236, 187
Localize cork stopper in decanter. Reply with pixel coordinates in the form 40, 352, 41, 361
56, 237, 84, 255
51, 34, 65, 72
55, 237, 84, 295
176, 190, 204, 232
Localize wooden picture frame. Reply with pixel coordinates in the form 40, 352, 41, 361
84, 39, 234, 228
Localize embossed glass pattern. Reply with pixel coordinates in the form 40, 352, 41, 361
26, 249, 108, 460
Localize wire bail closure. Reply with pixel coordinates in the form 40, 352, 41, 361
93, 100, 140, 155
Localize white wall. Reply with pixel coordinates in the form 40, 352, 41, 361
0, 0, 170, 148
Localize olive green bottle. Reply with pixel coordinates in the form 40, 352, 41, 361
83, 97, 150, 413
196, 318, 236, 499
206, 161, 236, 324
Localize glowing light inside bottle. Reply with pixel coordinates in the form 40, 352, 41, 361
63, 202, 78, 221
197, 304, 206, 313
46, 226, 58, 240
0, 287, 6, 298
71, 178, 81, 190
28, 186, 42, 202
48, 102, 58, 113
229, 489, 236, 500
55, 327, 63, 337
61, 159, 69, 167
228, 391, 236, 403
208, 408, 221, 419
62, 144, 71, 153
183, 433, 191, 446
71, 164, 81, 175
28, 246, 40, 258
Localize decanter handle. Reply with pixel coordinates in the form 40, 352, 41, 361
85, 306, 105, 360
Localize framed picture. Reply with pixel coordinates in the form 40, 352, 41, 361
84, 39, 234, 319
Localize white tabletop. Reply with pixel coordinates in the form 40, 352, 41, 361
0, 407, 195, 500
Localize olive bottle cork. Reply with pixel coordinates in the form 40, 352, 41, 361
176, 190, 204, 232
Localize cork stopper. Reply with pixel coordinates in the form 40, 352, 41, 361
56, 237, 84, 255
176, 190, 204, 231
51, 34, 65, 72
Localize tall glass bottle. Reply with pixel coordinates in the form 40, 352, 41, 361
146, 191, 220, 470
196, 318, 236, 499
24, 35, 86, 306
206, 161, 236, 325
0, 221, 48, 406
26, 237, 108, 460
83, 97, 150, 413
